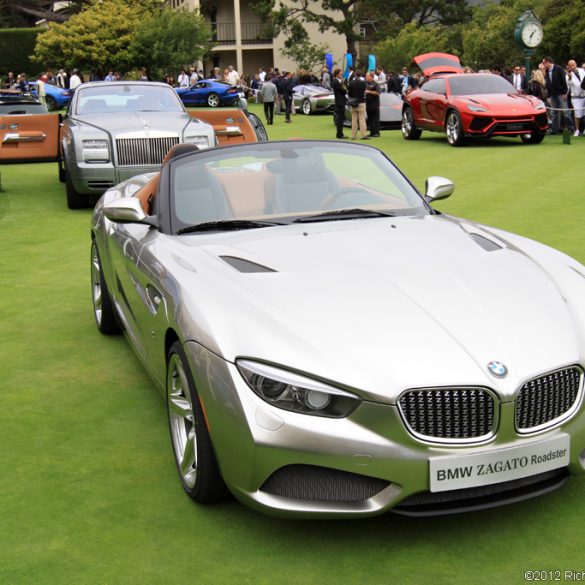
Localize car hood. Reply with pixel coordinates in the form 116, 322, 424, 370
455, 93, 541, 111
161, 215, 585, 403
73, 111, 196, 134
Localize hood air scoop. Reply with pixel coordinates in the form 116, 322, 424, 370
220, 255, 276, 273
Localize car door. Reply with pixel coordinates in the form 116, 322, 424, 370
0, 113, 59, 161
425, 78, 448, 131
194, 82, 210, 105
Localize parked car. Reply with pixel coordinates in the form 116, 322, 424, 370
28, 81, 72, 111
59, 81, 215, 209
0, 92, 48, 115
335, 91, 403, 129
175, 80, 241, 108
91, 140, 585, 518
402, 52, 548, 146
293, 84, 335, 115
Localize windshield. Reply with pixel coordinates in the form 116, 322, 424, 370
169, 142, 429, 234
448, 75, 516, 96
75, 84, 184, 115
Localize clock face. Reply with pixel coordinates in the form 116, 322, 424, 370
522, 21, 543, 48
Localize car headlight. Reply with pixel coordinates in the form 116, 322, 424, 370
184, 135, 209, 148
237, 360, 361, 418
82, 139, 109, 162
467, 104, 487, 112
535, 101, 546, 110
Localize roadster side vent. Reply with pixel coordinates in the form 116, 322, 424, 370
469, 233, 503, 252
220, 255, 276, 273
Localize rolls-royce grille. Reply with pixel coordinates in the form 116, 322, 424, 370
399, 388, 495, 441
515, 367, 582, 432
116, 137, 179, 166
260, 465, 390, 502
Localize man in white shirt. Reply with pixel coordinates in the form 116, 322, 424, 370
511, 65, 527, 92
376, 67, 387, 92
258, 68, 266, 83
566, 59, 585, 136
69, 69, 81, 90
177, 70, 189, 88
226, 66, 240, 85
189, 67, 198, 85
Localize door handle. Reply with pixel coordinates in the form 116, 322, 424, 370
3, 132, 46, 143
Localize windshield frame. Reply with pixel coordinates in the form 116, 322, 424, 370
157, 141, 434, 236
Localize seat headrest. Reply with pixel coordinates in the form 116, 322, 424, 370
163, 143, 200, 165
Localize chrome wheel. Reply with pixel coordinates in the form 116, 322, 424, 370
91, 242, 102, 327
446, 111, 463, 146
302, 99, 312, 115
207, 93, 220, 107
167, 353, 198, 489
401, 108, 421, 140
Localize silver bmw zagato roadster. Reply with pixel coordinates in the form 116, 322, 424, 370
91, 140, 585, 517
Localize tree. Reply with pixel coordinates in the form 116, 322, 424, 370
32, 0, 160, 72
539, 0, 585, 63
129, 9, 211, 78
375, 23, 462, 73
251, 0, 470, 58
281, 39, 329, 70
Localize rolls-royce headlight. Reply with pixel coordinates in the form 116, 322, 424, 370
237, 360, 360, 418
184, 135, 209, 148
82, 139, 109, 162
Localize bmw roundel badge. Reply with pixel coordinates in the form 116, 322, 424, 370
487, 361, 508, 378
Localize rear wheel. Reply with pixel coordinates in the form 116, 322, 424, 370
401, 107, 422, 140
45, 95, 57, 111
302, 98, 312, 115
207, 92, 220, 107
91, 240, 121, 335
167, 341, 228, 503
445, 110, 465, 146
521, 131, 545, 144
65, 164, 90, 209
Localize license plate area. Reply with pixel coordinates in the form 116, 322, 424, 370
429, 434, 570, 492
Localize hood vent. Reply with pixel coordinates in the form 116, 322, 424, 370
469, 233, 503, 252
220, 255, 276, 273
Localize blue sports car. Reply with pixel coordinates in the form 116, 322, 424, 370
29, 81, 72, 111
175, 79, 241, 108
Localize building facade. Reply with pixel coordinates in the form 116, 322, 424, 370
167, 0, 347, 78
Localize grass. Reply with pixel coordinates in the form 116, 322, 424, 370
1, 103, 585, 585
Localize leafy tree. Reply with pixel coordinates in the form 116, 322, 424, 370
281, 38, 329, 70
129, 8, 211, 78
375, 23, 462, 73
539, 0, 585, 63
32, 0, 160, 72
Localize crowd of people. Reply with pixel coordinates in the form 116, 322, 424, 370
3, 56, 584, 137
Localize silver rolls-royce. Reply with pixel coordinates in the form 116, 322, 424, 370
59, 81, 215, 209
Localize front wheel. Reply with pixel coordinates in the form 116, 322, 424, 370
401, 108, 422, 140
65, 165, 90, 209
207, 92, 220, 107
167, 341, 228, 503
91, 240, 121, 335
45, 95, 57, 111
445, 110, 465, 146
302, 98, 312, 115
521, 131, 545, 144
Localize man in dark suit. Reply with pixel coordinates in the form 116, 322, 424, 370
331, 68, 347, 139
509, 65, 528, 92
543, 56, 574, 134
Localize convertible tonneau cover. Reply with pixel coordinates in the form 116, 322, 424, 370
414, 53, 464, 76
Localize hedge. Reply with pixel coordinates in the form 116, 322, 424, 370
0, 28, 41, 78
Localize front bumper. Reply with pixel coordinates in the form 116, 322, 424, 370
185, 342, 585, 518
68, 160, 161, 195
463, 111, 549, 137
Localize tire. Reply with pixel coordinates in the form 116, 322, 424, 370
45, 95, 57, 111
207, 92, 220, 107
91, 240, 121, 335
58, 154, 65, 183
520, 131, 545, 144
166, 341, 228, 503
445, 109, 465, 146
302, 98, 312, 115
246, 112, 268, 142
401, 107, 422, 140
65, 165, 90, 209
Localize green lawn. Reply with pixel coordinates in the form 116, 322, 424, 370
2, 103, 585, 585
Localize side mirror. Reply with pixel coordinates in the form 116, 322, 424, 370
425, 176, 454, 202
103, 197, 158, 227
